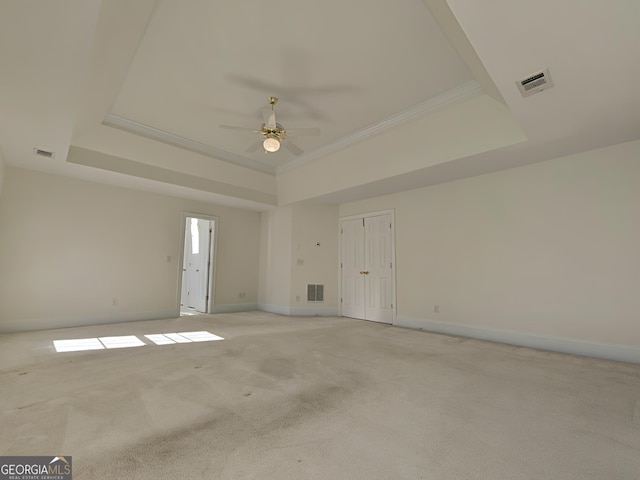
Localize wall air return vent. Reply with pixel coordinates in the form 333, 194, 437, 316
33, 148, 55, 159
516, 68, 553, 97
307, 284, 324, 302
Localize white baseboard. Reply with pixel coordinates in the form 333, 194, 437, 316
395, 316, 640, 364
289, 306, 339, 317
212, 303, 257, 314
258, 303, 291, 315
258, 304, 338, 317
0, 310, 179, 333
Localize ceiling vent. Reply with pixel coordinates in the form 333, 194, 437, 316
516, 68, 553, 97
34, 148, 55, 159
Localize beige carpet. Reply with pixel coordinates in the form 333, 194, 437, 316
1, 311, 639, 479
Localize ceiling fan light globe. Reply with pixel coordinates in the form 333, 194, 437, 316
263, 136, 280, 152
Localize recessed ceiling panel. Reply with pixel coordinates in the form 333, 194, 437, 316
109, 0, 472, 167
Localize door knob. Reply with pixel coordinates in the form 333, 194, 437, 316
196, 269, 200, 272
360, 270, 369, 275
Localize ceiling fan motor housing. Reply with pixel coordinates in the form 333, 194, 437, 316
261, 123, 286, 139
219, 96, 318, 155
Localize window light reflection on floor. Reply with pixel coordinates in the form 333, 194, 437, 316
178, 331, 224, 342
145, 332, 224, 345
99, 335, 146, 349
164, 333, 193, 344
144, 334, 175, 345
54, 331, 224, 352
53, 338, 104, 352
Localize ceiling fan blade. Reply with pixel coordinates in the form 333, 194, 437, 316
219, 124, 261, 133
283, 140, 303, 155
246, 139, 263, 153
262, 107, 277, 129
285, 127, 321, 137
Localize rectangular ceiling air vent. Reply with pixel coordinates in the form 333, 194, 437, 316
517, 68, 553, 97
34, 148, 55, 159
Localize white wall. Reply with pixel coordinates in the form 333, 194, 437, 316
0, 167, 261, 332
258, 206, 293, 314
340, 140, 640, 360
258, 204, 339, 315
0, 149, 4, 196
290, 204, 339, 315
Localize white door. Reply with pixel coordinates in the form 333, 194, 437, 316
364, 215, 394, 323
340, 213, 394, 324
181, 217, 212, 313
181, 224, 190, 305
341, 218, 366, 319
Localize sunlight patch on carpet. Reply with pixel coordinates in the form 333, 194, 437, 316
99, 335, 146, 349
54, 331, 224, 352
53, 338, 104, 352
144, 334, 176, 345
163, 333, 193, 344
177, 331, 224, 342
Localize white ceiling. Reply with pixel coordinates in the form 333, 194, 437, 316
108, 0, 472, 171
1, 0, 639, 209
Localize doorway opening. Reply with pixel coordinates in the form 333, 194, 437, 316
179, 214, 217, 315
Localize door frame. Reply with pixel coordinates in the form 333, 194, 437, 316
177, 212, 219, 314
338, 209, 396, 324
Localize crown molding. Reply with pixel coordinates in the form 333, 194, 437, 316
103, 81, 481, 178
102, 114, 276, 175
276, 80, 482, 174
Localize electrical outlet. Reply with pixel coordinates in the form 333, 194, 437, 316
112, 298, 118, 306
296, 295, 300, 302
434, 304, 439, 313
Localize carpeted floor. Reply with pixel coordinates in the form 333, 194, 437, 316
1, 311, 639, 479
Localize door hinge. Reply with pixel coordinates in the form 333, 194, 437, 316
341, 298, 343, 303
362, 218, 365, 227
390, 262, 393, 268
340, 262, 343, 268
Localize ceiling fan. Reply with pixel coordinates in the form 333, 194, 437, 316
219, 97, 320, 155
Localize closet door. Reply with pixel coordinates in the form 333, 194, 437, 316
340, 213, 394, 324
364, 214, 393, 323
